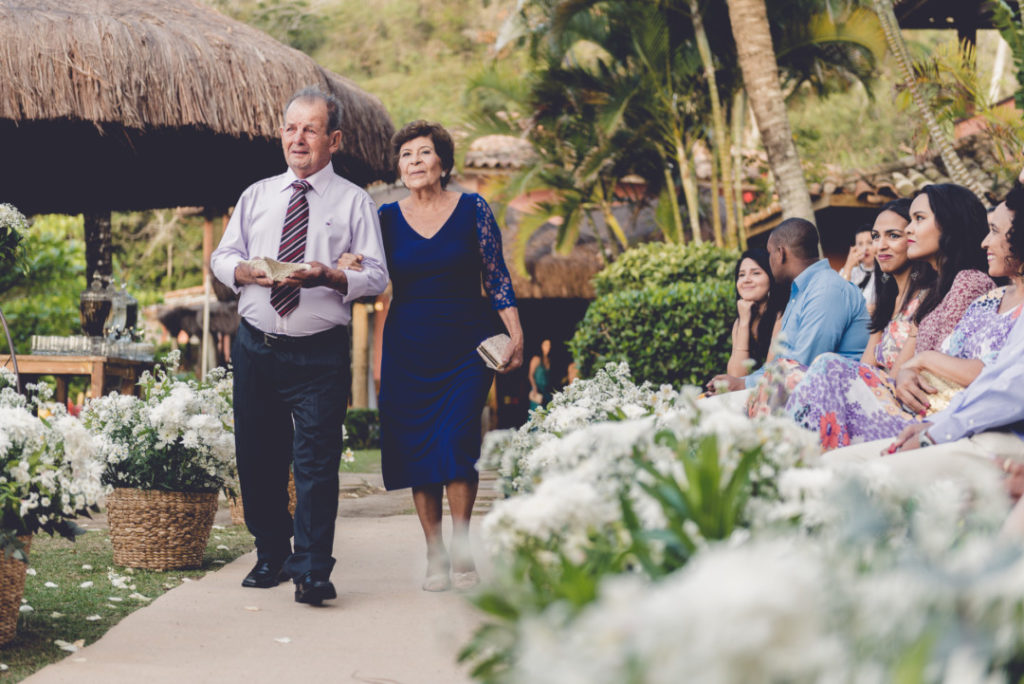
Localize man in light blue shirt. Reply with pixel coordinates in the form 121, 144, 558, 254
710, 218, 870, 392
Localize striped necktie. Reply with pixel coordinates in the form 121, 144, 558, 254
270, 179, 312, 317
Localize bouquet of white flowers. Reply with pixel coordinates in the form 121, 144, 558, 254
0, 203, 28, 272
81, 351, 236, 495
0, 369, 107, 559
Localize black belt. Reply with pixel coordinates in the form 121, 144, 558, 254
242, 318, 347, 351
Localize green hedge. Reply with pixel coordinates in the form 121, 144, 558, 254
345, 408, 380, 450
593, 243, 740, 296
569, 278, 735, 387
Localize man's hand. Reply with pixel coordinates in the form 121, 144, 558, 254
894, 366, 935, 416
886, 421, 931, 454
841, 245, 863, 278
280, 261, 348, 294
705, 374, 746, 395
234, 262, 273, 288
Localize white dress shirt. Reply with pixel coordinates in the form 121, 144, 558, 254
211, 163, 388, 336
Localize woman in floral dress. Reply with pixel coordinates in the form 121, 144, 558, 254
788, 184, 1024, 449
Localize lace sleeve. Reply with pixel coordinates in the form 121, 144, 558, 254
474, 194, 517, 310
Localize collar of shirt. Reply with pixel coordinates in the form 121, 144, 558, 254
282, 163, 335, 198
789, 259, 830, 299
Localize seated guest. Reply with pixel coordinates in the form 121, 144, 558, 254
861, 199, 926, 371
787, 183, 1009, 449
839, 225, 877, 310
726, 248, 787, 377
707, 218, 869, 394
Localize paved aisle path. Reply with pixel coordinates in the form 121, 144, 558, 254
24, 513, 483, 684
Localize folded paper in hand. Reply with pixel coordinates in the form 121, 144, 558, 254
477, 334, 511, 370
243, 257, 311, 282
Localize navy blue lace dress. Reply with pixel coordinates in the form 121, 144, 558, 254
378, 193, 516, 490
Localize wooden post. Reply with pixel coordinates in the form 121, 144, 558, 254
200, 215, 214, 379
351, 302, 369, 408
83, 212, 113, 285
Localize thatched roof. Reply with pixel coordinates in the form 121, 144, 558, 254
0, 0, 394, 214
463, 135, 536, 171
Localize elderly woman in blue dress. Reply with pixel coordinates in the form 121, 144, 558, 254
340, 121, 523, 591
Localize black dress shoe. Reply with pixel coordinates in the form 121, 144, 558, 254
294, 573, 337, 605
241, 560, 289, 588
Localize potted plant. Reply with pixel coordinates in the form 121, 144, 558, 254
81, 351, 237, 570
0, 369, 106, 643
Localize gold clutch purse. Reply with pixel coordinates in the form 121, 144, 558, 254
920, 370, 964, 416
476, 334, 511, 370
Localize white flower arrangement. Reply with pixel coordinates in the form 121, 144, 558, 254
81, 351, 236, 494
467, 360, 1024, 682
0, 203, 28, 270
486, 469, 1024, 684
0, 376, 107, 559
480, 365, 818, 563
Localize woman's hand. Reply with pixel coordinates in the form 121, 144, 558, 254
736, 298, 754, 322
336, 253, 364, 271
705, 374, 745, 395
894, 366, 936, 416
499, 335, 524, 373
885, 422, 930, 453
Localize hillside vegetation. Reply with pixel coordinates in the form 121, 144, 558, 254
205, 0, 523, 129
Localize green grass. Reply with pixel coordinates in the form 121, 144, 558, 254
0, 522, 254, 681
344, 449, 381, 474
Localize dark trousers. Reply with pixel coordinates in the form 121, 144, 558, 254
232, 319, 350, 580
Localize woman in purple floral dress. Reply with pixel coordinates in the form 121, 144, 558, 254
788, 183, 1024, 449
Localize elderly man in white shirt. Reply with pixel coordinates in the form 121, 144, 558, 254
211, 87, 388, 605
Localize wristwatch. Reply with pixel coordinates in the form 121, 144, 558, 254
918, 429, 936, 448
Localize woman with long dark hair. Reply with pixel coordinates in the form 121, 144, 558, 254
726, 248, 787, 376
862, 198, 929, 370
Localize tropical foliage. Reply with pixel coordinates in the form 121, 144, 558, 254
469, 0, 886, 270
0, 215, 86, 356
570, 243, 738, 386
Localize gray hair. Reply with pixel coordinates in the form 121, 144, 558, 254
284, 87, 343, 133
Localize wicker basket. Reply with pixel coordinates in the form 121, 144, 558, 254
229, 470, 297, 526
106, 489, 218, 570
0, 536, 30, 645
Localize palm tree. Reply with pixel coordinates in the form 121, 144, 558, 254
472, 0, 890, 261
725, 0, 815, 224
871, 0, 988, 200
687, 0, 737, 245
